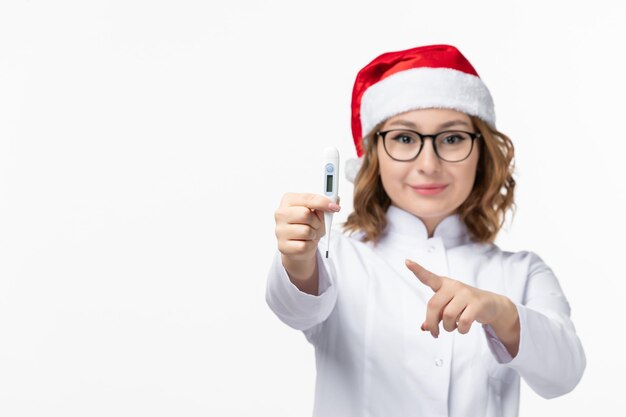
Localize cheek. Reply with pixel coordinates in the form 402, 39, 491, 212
455, 160, 479, 197
379, 157, 406, 188
378, 161, 393, 192
377, 144, 398, 184
378, 163, 408, 203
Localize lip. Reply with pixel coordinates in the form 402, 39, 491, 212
410, 184, 448, 196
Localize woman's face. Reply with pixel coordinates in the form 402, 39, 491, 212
377, 108, 480, 234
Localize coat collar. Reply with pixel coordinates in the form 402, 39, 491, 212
383, 204, 471, 249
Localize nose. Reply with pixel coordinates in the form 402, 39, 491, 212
414, 139, 441, 175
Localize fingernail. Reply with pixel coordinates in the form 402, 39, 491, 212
420, 323, 426, 331
329, 203, 340, 212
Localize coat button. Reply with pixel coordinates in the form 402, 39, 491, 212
435, 358, 444, 367
427, 245, 436, 253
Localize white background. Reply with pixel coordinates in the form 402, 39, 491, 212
0, 0, 624, 415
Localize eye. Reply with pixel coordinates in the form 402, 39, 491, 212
389, 131, 417, 145
443, 134, 461, 144
439, 132, 468, 145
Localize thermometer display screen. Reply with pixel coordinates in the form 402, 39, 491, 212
326, 175, 333, 192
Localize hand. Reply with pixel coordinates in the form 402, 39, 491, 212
274, 193, 341, 263
405, 259, 511, 338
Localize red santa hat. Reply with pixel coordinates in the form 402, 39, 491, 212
346, 44, 496, 182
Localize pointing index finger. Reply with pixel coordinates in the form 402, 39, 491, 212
405, 259, 443, 292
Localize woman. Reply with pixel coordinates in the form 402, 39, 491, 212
266, 44, 585, 417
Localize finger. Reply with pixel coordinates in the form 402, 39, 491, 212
405, 259, 443, 292
457, 304, 478, 334
422, 291, 453, 338
277, 239, 318, 257
441, 297, 467, 333
281, 192, 341, 212
276, 206, 324, 230
276, 223, 318, 242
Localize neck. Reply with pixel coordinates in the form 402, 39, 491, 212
421, 216, 446, 238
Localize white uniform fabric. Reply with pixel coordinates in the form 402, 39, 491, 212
266, 205, 586, 417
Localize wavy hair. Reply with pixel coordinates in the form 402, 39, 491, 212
342, 116, 516, 244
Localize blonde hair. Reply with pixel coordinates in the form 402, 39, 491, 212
342, 116, 516, 244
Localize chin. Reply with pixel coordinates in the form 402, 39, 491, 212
400, 201, 455, 220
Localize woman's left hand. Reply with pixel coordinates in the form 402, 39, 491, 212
405, 259, 519, 350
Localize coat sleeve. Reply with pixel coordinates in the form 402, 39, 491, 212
265, 248, 338, 331
483, 252, 586, 399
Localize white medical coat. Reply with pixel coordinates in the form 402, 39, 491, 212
266, 205, 585, 417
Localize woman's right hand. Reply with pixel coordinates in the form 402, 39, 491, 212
274, 193, 340, 291
274, 193, 341, 262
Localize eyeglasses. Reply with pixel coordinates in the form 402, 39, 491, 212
376, 129, 481, 162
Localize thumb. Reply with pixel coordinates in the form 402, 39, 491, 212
405, 259, 443, 292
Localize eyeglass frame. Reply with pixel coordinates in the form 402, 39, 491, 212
376, 129, 482, 162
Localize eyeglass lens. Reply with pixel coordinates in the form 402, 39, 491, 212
383, 130, 474, 162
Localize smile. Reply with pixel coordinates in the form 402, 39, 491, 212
410, 184, 448, 196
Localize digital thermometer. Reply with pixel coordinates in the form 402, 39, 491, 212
323, 147, 339, 258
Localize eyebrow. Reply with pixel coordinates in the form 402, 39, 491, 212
386, 119, 472, 130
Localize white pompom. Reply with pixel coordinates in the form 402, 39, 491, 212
344, 157, 363, 183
